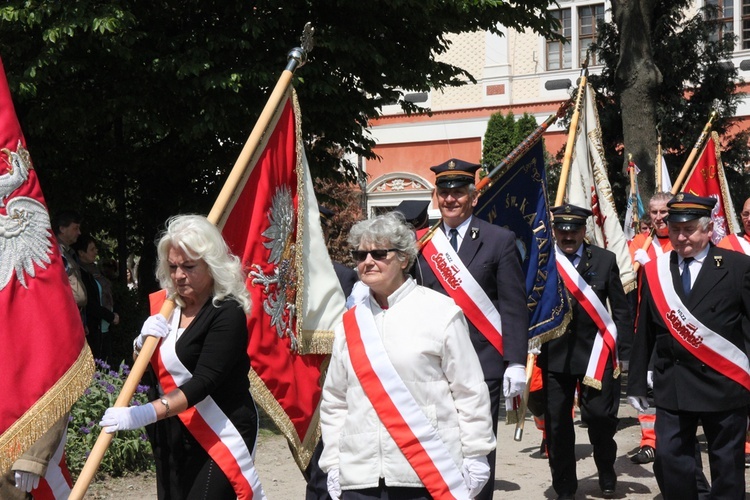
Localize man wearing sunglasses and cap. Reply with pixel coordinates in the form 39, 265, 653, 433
627, 193, 750, 499
541, 204, 631, 500
414, 158, 529, 500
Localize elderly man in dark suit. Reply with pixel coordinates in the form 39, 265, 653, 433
627, 193, 750, 500
540, 204, 631, 500
414, 158, 529, 500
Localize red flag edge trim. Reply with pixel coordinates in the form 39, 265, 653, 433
0, 343, 94, 471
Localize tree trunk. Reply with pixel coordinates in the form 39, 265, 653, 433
612, 0, 661, 200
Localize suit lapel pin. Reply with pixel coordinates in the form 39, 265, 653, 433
714, 256, 723, 267
471, 227, 479, 240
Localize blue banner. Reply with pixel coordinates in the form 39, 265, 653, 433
474, 140, 569, 346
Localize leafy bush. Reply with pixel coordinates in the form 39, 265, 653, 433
67, 359, 154, 478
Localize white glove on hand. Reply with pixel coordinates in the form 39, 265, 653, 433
647, 370, 654, 389
100, 404, 157, 433
134, 314, 169, 350
634, 248, 651, 266
462, 456, 491, 498
528, 346, 541, 356
14, 471, 40, 492
628, 395, 649, 413
503, 363, 526, 398
326, 467, 341, 500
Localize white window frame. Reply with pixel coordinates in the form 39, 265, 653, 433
543, 1, 610, 72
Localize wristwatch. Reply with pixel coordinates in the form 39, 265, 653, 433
159, 397, 170, 418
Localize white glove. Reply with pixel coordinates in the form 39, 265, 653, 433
134, 314, 169, 350
462, 455, 491, 498
647, 370, 654, 389
100, 404, 157, 433
503, 363, 526, 398
14, 471, 40, 492
634, 248, 651, 266
628, 395, 649, 413
326, 467, 341, 500
528, 346, 541, 356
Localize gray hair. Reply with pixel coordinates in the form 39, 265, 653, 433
348, 212, 418, 272
650, 192, 673, 206
155, 215, 251, 313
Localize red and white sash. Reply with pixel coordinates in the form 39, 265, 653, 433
151, 308, 266, 500
651, 237, 666, 257
420, 228, 503, 355
644, 254, 750, 391
726, 234, 750, 255
342, 302, 470, 500
555, 247, 619, 388
30, 428, 72, 500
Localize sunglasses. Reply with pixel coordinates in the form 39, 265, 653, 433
351, 248, 400, 262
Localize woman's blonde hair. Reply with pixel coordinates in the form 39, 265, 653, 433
155, 215, 251, 313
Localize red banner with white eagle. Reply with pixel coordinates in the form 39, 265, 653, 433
218, 87, 346, 471
681, 131, 739, 244
0, 56, 94, 472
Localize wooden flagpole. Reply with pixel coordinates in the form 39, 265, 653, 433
553, 59, 589, 207
633, 110, 717, 272
656, 126, 663, 192
628, 154, 639, 230
69, 23, 316, 500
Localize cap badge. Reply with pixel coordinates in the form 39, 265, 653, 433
564, 205, 572, 213
448, 160, 456, 170
675, 193, 684, 202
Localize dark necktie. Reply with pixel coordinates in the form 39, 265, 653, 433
681, 257, 694, 297
449, 228, 458, 251
566, 252, 577, 267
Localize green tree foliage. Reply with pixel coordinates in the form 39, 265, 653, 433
481, 111, 539, 172
591, 0, 750, 209
0, 0, 560, 299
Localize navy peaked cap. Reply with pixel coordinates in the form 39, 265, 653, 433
430, 158, 480, 188
666, 193, 716, 222
551, 204, 592, 231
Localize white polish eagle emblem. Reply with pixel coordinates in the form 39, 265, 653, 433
249, 185, 300, 351
0, 142, 54, 290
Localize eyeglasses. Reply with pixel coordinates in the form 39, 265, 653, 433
351, 248, 400, 262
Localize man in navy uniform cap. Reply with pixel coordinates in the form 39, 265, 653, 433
540, 204, 631, 499
394, 199, 431, 230
415, 158, 529, 500
627, 193, 750, 499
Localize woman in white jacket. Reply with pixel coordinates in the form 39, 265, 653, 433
319, 212, 496, 500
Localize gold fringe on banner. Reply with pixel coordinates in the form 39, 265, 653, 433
248, 367, 321, 472
0, 344, 94, 472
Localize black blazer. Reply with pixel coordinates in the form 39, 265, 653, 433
627, 246, 750, 412
539, 243, 632, 374
416, 216, 529, 379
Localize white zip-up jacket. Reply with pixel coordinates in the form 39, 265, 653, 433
319, 278, 496, 490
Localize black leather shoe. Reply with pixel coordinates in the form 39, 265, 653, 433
600, 479, 616, 498
599, 471, 616, 498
